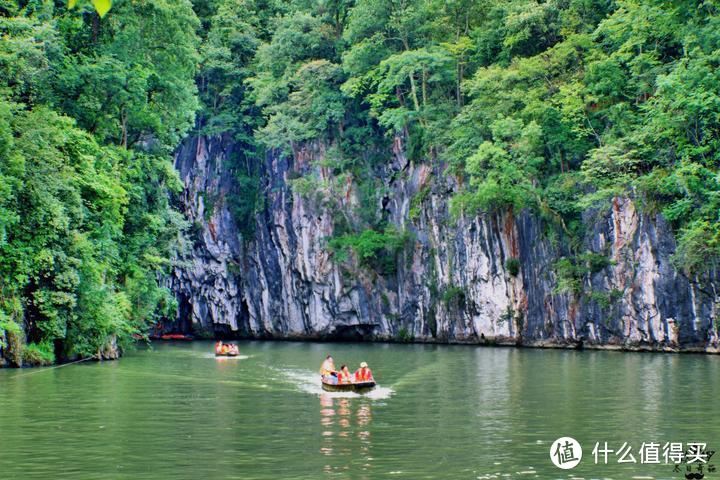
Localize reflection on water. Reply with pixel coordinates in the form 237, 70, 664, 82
320, 394, 373, 477
0, 340, 717, 479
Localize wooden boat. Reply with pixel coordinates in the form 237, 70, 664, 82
159, 334, 193, 340
215, 350, 239, 357
321, 377, 376, 393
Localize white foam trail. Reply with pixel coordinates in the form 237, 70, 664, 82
273, 368, 394, 399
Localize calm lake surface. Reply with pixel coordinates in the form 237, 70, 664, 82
0, 341, 718, 479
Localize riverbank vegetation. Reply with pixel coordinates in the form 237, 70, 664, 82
2, 0, 719, 364
0, 0, 198, 364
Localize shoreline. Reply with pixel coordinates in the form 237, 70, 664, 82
5, 334, 718, 369
155, 333, 720, 355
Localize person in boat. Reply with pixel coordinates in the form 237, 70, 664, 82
229, 344, 239, 355
338, 364, 353, 384
320, 355, 338, 384
215, 341, 223, 355
354, 362, 373, 383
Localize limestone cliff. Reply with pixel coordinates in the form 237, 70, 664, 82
167, 135, 720, 353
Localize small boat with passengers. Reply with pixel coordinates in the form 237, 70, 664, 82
214, 341, 240, 357
320, 358, 376, 393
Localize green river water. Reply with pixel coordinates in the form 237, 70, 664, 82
0, 341, 718, 480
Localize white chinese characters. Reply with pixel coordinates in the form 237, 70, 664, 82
591, 442, 711, 464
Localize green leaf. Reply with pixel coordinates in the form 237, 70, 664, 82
92, 0, 111, 17
67, 0, 77, 8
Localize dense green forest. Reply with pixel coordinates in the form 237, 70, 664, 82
1, 0, 719, 365
0, 0, 198, 364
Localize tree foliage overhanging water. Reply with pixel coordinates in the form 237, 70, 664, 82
1, 0, 720, 364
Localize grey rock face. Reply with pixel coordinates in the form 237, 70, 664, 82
168, 135, 720, 353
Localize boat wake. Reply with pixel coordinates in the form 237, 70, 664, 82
202, 353, 250, 360
274, 368, 394, 400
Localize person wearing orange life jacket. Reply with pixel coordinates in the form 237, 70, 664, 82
338, 364, 353, 384
354, 362, 373, 382
215, 341, 223, 355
